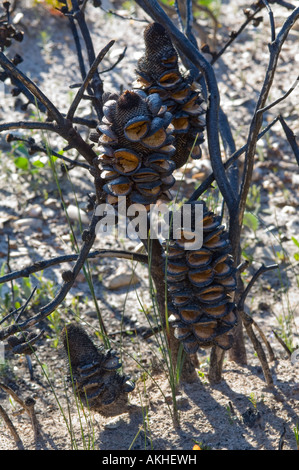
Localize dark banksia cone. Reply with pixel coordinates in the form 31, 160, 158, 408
96, 89, 176, 207
62, 323, 135, 416
164, 201, 237, 355
134, 22, 206, 169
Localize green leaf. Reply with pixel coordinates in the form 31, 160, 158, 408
294, 253, 299, 262
291, 237, 299, 249
243, 211, 259, 233
32, 159, 45, 168
14, 156, 29, 170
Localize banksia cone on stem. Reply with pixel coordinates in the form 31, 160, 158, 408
95, 90, 176, 207
134, 22, 206, 169
164, 201, 237, 354
62, 323, 134, 415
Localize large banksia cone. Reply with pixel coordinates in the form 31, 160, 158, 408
164, 201, 237, 355
95, 90, 177, 207
133, 22, 206, 169
62, 323, 135, 416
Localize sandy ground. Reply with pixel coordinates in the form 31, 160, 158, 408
0, 0, 298, 450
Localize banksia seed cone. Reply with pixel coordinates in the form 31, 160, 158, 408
62, 323, 134, 415
96, 89, 176, 207
164, 201, 237, 354
134, 22, 206, 169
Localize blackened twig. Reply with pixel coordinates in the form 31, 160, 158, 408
68, 16, 87, 81
238, 7, 299, 228
70, 0, 104, 119
72, 116, 97, 128
0, 249, 148, 286
211, 5, 263, 65
257, 75, 299, 115
187, 116, 279, 202
6, 134, 91, 170
0, 121, 57, 133
262, 0, 276, 42
272, 329, 292, 357
14, 287, 37, 323
219, 107, 238, 196
278, 424, 286, 450
174, 0, 184, 32
0, 383, 40, 446
275, 0, 295, 10
0, 119, 98, 166
278, 115, 299, 166
251, 318, 276, 362
239, 307, 274, 387
238, 263, 278, 311
67, 40, 115, 121
0, 211, 100, 341
185, 0, 198, 48
0, 404, 24, 450
100, 6, 148, 23
100, 46, 127, 74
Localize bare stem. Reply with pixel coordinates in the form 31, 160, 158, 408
0, 249, 148, 285
0, 404, 24, 450
67, 40, 115, 121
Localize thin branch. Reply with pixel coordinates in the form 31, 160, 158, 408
257, 74, 299, 115
100, 46, 127, 74
0, 404, 24, 450
262, 0, 276, 42
238, 263, 278, 311
278, 424, 286, 450
238, 7, 299, 225
15, 286, 37, 323
0, 249, 149, 286
100, 5, 148, 23
67, 40, 115, 121
187, 116, 280, 202
0, 121, 57, 133
0, 383, 40, 444
185, 0, 198, 48
5, 134, 91, 170
275, 0, 296, 10
275, 0, 295, 9
239, 308, 274, 387
71, 116, 97, 128
69, 0, 104, 119
68, 15, 87, 81
0, 211, 100, 341
174, 0, 184, 32
278, 114, 299, 166
211, 5, 263, 65
272, 329, 292, 357
252, 318, 276, 362
0, 119, 98, 166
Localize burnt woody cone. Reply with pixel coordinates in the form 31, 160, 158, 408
62, 323, 135, 415
133, 22, 206, 169
164, 201, 237, 355
95, 89, 176, 207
